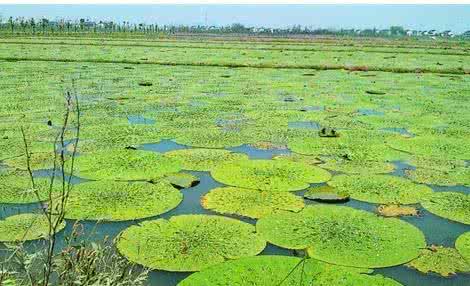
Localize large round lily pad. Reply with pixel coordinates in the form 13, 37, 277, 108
201, 187, 304, 219
456, 232, 470, 263
303, 185, 349, 202
178, 256, 403, 286
0, 171, 64, 204
0, 213, 65, 242
63, 180, 182, 221
328, 174, 433, 204
165, 148, 248, 171
211, 159, 331, 192
74, 149, 181, 181
257, 205, 426, 268
406, 246, 470, 277
421, 192, 470, 225
116, 215, 266, 271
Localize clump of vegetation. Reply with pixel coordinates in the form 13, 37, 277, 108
201, 186, 304, 219
178, 255, 403, 286
257, 205, 425, 268
116, 215, 266, 272
406, 246, 470, 277
377, 204, 419, 217
328, 174, 433, 204
421, 192, 470, 225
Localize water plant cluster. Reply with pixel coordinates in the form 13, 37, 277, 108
0, 35, 469, 285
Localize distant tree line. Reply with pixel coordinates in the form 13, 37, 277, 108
0, 16, 469, 39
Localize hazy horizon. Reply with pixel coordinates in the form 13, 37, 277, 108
0, 4, 469, 33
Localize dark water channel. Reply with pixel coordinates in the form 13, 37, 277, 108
1, 140, 469, 286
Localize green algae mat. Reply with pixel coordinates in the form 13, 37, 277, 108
62, 180, 182, 221
257, 205, 426, 268
178, 256, 403, 286
116, 214, 266, 271
211, 159, 331, 191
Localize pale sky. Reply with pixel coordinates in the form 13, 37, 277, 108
0, 5, 469, 33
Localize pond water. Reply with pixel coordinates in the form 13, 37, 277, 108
1, 140, 469, 286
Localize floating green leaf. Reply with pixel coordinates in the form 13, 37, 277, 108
116, 215, 266, 271
328, 174, 433, 204
456, 232, 470, 263
74, 149, 182, 181
421, 192, 470, 225
303, 185, 349, 202
0, 171, 65, 204
162, 172, 199, 189
211, 159, 331, 192
165, 148, 248, 171
201, 187, 304, 219
62, 180, 182, 221
257, 205, 426, 268
0, 213, 65, 242
406, 246, 470, 277
178, 256, 403, 286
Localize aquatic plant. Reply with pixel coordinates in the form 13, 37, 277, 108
178, 255, 403, 286
455, 232, 470, 263
164, 148, 248, 171
328, 174, 433, 204
406, 246, 470, 277
256, 205, 426, 268
211, 159, 331, 191
376, 204, 419, 217
201, 186, 304, 219
74, 149, 182, 180
62, 180, 182, 221
303, 185, 349, 202
116, 215, 266, 271
162, 172, 199, 189
0, 171, 64, 204
421, 192, 470, 225
0, 213, 65, 242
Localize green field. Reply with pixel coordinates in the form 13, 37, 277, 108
0, 36, 469, 286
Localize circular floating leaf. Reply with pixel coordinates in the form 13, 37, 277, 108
163, 172, 200, 189
406, 168, 470, 187
328, 174, 433, 204
421, 192, 470, 225
388, 136, 470, 160
303, 185, 349, 202
0, 171, 65, 204
63, 180, 182, 221
257, 205, 426, 268
178, 256, 403, 286
319, 158, 395, 175
406, 246, 470, 277
165, 149, 248, 171
273, 153, 321, 165
74, 149, 181, 181
116, 215, 266, 271
201, 187, 304, 219
211, 159, 331, 192
0, 214, 65, 242
456, 232, 470, 263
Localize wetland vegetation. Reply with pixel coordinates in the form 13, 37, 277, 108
0, 30, 469, 286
